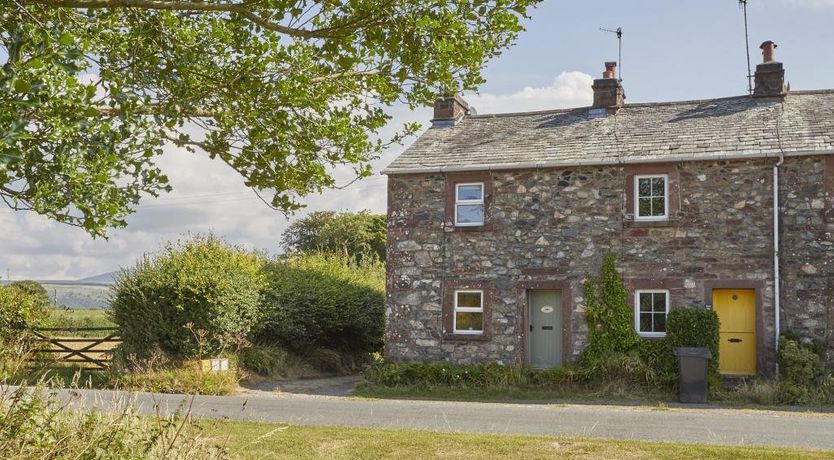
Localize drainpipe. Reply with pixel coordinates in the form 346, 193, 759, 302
773, 153, 784, 368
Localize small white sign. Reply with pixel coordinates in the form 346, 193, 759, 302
541, 306, 554, 314
211, 358, 229, 372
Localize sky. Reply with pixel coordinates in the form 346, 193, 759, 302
2, 0, 833, 280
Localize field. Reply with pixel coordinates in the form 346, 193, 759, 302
48, 308, 115, 329
204, 422, 834, 459
43, 283, 112, 309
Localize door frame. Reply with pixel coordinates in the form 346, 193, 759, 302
703, 280, 768, 375
517, 280, 572, 367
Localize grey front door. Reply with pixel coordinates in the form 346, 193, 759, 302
528, 290, 563, 368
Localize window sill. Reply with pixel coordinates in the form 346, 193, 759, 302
448, 222, 495, 233
443, 333, 491, 342
624, 218, 678, 229
638, 334, 667, 340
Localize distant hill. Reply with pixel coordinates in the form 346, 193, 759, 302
2, 270, 120, 309
30, 270, 119, 287
78, 271, 120, 285
42, 283, 111, 310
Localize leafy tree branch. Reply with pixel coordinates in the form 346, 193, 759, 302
2, 0, 540, 236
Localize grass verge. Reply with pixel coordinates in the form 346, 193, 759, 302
0, 385, 222, 459
354, 383, 674, 404
203, 421, 833, 459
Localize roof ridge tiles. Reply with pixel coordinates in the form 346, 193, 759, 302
464, 89, 834, 120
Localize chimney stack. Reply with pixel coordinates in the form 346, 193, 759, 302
753, 41, 787, 98
592, 61, 625, 109
432, 94, 470, 127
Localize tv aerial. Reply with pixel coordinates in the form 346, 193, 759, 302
599, 27, 623, 82
739, 0, 753, 95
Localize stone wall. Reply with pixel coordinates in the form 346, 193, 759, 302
385, 156, 834, 370
779, 156, 834, 364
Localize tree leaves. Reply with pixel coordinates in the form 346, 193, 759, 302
3, 0, 541, 236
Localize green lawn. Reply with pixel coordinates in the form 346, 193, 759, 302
202, 421, 833, 459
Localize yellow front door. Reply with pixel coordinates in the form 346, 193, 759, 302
713, 289, 757, 376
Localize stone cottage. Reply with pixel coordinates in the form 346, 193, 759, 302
382, 42, 834, 375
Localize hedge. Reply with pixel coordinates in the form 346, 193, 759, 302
0, 285, 50, 343
110, 234, 266, 360
253, 252, 384, 353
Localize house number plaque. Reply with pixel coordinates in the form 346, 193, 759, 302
541, 306, 554, 314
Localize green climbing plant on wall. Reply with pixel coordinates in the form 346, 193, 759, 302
581, 253, 640, 364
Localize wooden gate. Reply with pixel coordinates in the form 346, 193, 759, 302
30, 327, 121, 370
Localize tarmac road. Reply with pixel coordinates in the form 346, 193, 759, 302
8, 385, 834, 450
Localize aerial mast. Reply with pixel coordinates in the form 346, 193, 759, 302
739, 0, 753, 94
599, 26, 623, 82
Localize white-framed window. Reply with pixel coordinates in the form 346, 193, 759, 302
455, 183, 485, 226
453, 290, 484, 334
634, 174, 668, 220
634, 290, 670, 337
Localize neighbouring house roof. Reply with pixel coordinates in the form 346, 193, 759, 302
382, 90, 834, 174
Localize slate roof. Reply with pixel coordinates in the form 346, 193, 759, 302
383, 90, 834, 174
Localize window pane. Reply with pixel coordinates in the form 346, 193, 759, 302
457, 292, 482, 309
640, 313, 653, 332
456, 312, 483, 332
652, 293, 667, 313
654, 312, 667, 333
457, 204, 484, 224
638, 178, 651, 197
457, 184, 483, 201
651, 177, 665, 196
639, 293, 653, 312
638, 198, 652, 217
651, 197, 666, 216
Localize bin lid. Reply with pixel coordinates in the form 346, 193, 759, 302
674, 347, 712, 359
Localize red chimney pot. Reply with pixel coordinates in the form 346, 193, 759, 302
603, 61, 617, 79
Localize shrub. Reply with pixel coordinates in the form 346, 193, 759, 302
361, 360, 668, 400
110, 234, 266, 360
666, 307, 720, 377
781, 330, 826, 361
254, 252, 384, 354
364, 362, 536, 388
581, 253, 640, 364
7, 280, 51, 308
777, 335, 822, 386
0, 285, 50, 343
819, 375, 834, 405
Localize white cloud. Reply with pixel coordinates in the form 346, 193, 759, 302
0, 72, 590, 280
0, 142, 398, 280
464, 72, 593, 114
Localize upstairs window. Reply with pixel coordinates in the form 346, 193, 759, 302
453, 290, 483, 334
634, 175, 668, 220
634, 290, 669, 337
455, 183, 484, 226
